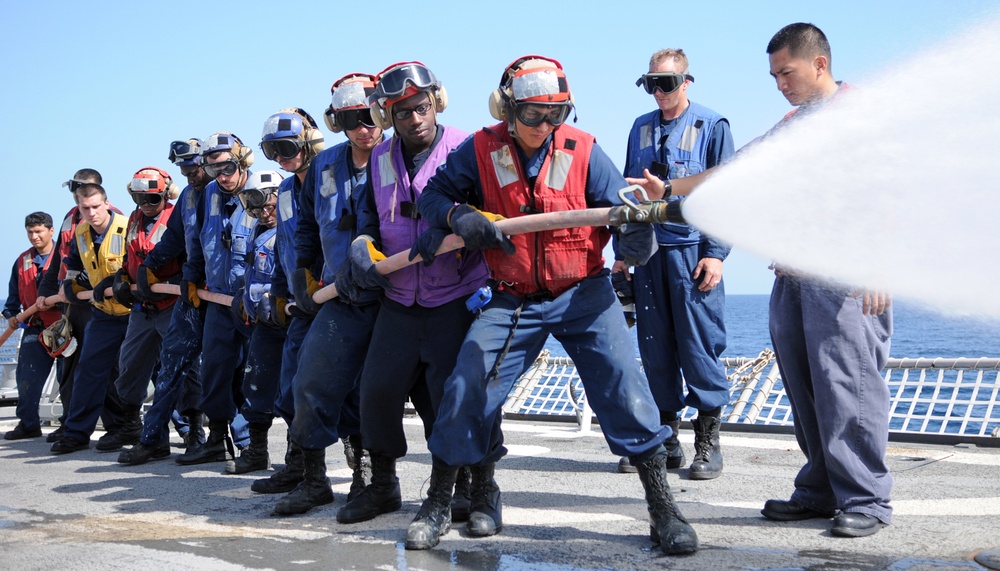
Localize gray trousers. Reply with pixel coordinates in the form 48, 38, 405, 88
114, 307, 173, 407
769, 276, 894, 523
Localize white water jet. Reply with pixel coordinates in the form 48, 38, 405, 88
682, 17, 1000, 318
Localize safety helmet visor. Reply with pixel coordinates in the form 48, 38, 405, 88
129, 175, 166, 194
372, 62, 438, 106
510, 68, 570, 103
260, 139, 304, 161
330, 80, 371, 111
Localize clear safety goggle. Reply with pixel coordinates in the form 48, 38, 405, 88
636, 72, 694, 95
204, 160, 239, 179
514, 103, 571, 128
373, 63, 437, 104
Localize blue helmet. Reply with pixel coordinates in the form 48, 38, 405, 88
204, 132, 254, 169
259, 108, 324, 166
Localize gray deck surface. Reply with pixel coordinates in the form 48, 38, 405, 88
2, 409, 999, 570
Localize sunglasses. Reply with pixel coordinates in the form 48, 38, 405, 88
392, 101, 433, 121
131, 193, 164, 207
514, 103, 571, 128
260, 139, 304, 161
168, 140, 200, 164
336, 108, 376, 130
636, 72, 693, 95
204, 160, 239, 178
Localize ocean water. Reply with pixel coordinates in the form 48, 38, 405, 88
544, 294, 1000, 360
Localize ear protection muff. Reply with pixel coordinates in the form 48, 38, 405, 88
488, 88, 509, 121
369, 101, 393, 130
232, 134, 255, 169
277, 107, 326, 156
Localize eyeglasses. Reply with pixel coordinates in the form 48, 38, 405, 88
247, 203, 276, 219
373, 62, 438, 103
514, 103, 571, 128
180, 164, 202, 177
131, 193, 164, 207
168, 140, 201, 164
635, 72, 693, 95
260, 139, 304, 161
393, 101, 433, 121
335, 108, 376, 131
204, 160, 239, 178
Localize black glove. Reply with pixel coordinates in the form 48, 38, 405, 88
617, 223, 658, 267
91, 275, 115, 304
179, 279, 201, 309
408, 226, 448, 265
230, 287, 247, 323
450, 204, 515, 254
333, 262, 362, 305
290, 268, 321, 316
111, 270, 136, 308
135, 265, 169, 303
348, 237, 391, 290
62, 279, 89, 307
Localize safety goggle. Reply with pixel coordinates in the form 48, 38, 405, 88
204, 160, 239, 178
131, 193, 164, 206
62, 178, 88, 193
168, 140, 201, 164
260, 139, 304, 161
514, 103, 571, 128
239, 188, 278, 218
635, 72, 693, 95
180, 164, 202, 177
336, 108, 376, 131
373, 62, 438, 104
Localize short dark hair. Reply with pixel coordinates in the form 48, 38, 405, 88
75, 183, 107, 201
73, 168, 102, 185
767, 23, 832, 66
25, 211, 53, 229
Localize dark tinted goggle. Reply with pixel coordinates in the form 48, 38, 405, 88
131, 193, 164, 206
62, 178, 87, 193
636, 72, 693, 95
336, 109, 376, 131
168, 140, 200, 164
260, 139, 304, 161
204, 160, 239, 178
514, 103, 571, 128
374, 63, 437, 101
240, 188, 277, 218
180, 164, 202, 177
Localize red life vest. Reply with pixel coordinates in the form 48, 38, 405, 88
125, 203, 180, 311
472, 123, 609, 298
17, 247, 61, 327
56, 207, 79, 282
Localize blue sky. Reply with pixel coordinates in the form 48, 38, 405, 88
1, 0, 995, 294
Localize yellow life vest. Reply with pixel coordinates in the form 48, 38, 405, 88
75, 212, 130, 316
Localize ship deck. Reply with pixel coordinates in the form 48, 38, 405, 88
2, 409, 998, 570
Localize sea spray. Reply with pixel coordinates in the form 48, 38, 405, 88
681, 17, 1000, 318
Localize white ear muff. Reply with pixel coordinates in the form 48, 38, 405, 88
166, 181, 181, 200
370, 101, 393, 130
432, 86, 448, 113
324, 107, 341, 133
241, 147, 255, 169
488, 88, 508, 121
306, 127, 326, 154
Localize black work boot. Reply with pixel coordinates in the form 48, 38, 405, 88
227, 421, 271, 474
272, 447, 334, 516
336, 452, 402, 523
405, 465, 460, 550
664, 419, 685, 469
688, 415, 723, 480
184, 413, 206, 454
176, 420, 230, 465
252, 434, 304, 494
96, 405, 142, 451
117, 440, 171, 465
636, 454, 699, 555
346, 435, 370, 502
451, 466, 472, 522
467, 463, 503, 537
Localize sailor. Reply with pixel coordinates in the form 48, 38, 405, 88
173, 132, 257, 466
614, 48, 736, 479
409, 55, 698, 555
227, 169, 289, 475
35, 169, 126, 445
119, 140, 213, 464
81, 167, 184, 453
268, 73, 384, 516
3, 212, 61, 440
50, 183, 133, 454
